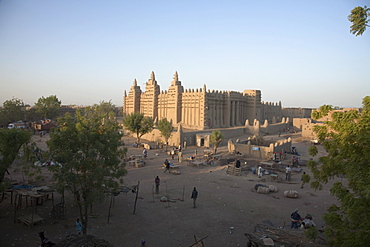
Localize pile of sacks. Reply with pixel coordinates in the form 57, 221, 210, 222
254, 184, 278, 194
283, 190, 299, 198
254, 184, 299, 198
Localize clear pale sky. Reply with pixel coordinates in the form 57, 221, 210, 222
0, 0, 369, 108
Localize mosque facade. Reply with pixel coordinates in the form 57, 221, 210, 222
123, 71, 282, 130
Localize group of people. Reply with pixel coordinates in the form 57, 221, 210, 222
170, 145, 184, 160
290, 209, 316, 229
272, 151, 285, 161
291, 156, 299, 166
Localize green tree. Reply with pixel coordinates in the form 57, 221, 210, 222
1, 98, 25, 123
307, 96, 370, 246
24, 107, 42, 122
35, 95, 61, 120
308, 145, 318, 157
122, 112, 154, 144
47, 102, 127, 235
210, 130, 223, 155
0, 129, 32, 192
311, 104, 333, 121
157, 118, 173, 151
348, 5, 370, 36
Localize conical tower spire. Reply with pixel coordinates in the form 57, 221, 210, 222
150, 71, 155, 81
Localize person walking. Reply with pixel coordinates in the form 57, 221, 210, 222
257, 166, 263, 178
285, 165, 291, 181
178, 151, 183, 163
301, 172, 311, 188
76, 218, 83, 234
191, 187, 198, 208
164, 159, 170, 173
155, 176, 160, 194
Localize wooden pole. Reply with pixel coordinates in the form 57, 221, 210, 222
165, 181, 170, 208
182, 185, 185, 201
13, 196, 17, 223
107, 193, 113, 225
189, 235, 208, 247
152, 184, 154, 202
133, 181, 140, 214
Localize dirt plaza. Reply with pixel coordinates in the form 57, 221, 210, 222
0, 132, 337, 247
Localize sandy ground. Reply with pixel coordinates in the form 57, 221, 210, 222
0, 132, 337, 247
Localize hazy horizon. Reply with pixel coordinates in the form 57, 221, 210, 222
1, 1, 369, 109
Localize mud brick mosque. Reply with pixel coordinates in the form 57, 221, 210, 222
123, 71, 283, 130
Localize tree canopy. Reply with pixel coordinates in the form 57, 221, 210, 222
210, 130, 224, 154
1, 98, 25, 123
348, 5, 370, 36
157, 118, 173, 149
311, 104, 333, 121
47, 101, 126, 235
307, 96, 370, 246
0, 129, 32, 192
35, 95, 61, 120
24, 107, 42, 122
122, 112, 154, 144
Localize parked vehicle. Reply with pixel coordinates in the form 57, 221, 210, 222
310, 138, 320, 145
8, 121, 26, 129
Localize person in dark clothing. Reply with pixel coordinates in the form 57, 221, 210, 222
155, 176, 160, 194
191, 187, 198, 208
290, 209, 302, 229
164, 159, 170, 173
235, 160, 241, 168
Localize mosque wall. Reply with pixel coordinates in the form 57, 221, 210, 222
124, 71, 283, 132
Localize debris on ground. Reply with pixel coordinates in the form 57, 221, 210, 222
56, 234, 113, 247
245, 220, 326, 247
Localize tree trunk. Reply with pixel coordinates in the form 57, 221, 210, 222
75, 191, 85, 235
83, 197, 88, 235
136, 131, 140, 145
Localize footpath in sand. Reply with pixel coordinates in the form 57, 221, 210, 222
0, 132, 337, 246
